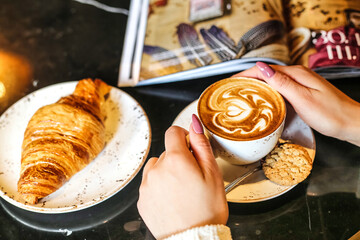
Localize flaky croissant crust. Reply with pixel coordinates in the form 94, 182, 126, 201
18, 79, 110, 204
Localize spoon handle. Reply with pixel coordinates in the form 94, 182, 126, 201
224, 165, 262, 194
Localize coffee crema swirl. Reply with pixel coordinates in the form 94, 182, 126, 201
198, 78, 286, 141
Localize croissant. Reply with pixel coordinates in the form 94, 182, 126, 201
18, 79, 111, 204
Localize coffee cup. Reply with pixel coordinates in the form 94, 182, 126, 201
197, 77, 286, 165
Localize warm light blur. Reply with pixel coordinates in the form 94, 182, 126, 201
0, 82, 5, 99
0, 50, 33, 114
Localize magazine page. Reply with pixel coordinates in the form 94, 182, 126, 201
286, 0, 360, 79
119, 0, 289, 86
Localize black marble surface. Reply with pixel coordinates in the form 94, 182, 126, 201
0, 1, 359, 239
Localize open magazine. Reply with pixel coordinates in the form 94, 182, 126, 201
118, 0, 360, 86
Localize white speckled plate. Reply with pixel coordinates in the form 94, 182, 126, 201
0, 82, 151, 213
173, 100, 315, 203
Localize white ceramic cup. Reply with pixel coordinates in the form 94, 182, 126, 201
197, 77, 286, 165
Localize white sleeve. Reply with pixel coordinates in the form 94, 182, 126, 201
163, 224, 232, 240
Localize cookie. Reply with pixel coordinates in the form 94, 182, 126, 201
262, 142, 313, 186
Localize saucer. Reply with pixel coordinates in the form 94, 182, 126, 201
172, 100, 316, 203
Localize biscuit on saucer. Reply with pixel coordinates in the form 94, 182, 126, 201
262, 141, 313, 186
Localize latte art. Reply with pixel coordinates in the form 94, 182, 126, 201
198, 78, 286, 141
211, 88, 275, 136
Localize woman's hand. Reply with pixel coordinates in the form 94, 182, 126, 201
137, 115, 229, 239
234, 62, 360, 146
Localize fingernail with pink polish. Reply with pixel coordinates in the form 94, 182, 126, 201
192, 114, 204, 134
256, 62, 275, 78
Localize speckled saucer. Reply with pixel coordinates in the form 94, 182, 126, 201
173, 100, 316, 203
0, 81, 151, 213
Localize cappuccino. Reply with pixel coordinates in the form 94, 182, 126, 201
197, 77, 286, 165
198, 77, 286, 141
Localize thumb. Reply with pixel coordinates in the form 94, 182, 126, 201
189, 114, 220, 177
255, 62, 306, 102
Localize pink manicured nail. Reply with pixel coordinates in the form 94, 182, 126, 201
256, 62, 275, 78
192, 114, 204, 134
